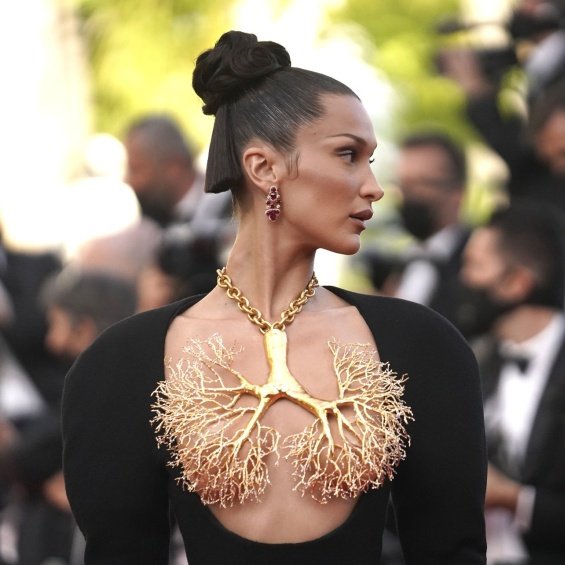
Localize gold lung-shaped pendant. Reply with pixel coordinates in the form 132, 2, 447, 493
151, 329, 412, 508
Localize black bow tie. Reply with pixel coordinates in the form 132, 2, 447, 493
499, 352, 531, 374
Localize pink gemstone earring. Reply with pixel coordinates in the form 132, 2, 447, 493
265, 186, 281, 221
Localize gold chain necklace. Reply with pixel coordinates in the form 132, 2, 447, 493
152, 265, 411, 508
216, 267, 319, 334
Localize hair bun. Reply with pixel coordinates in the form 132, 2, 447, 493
193, 31, 291, 116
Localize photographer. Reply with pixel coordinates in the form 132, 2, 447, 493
440, 0, 565, 212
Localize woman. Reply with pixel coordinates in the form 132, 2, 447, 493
62, 31, 486, 564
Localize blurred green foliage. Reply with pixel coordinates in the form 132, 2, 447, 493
330, 0, 505, 225
331, 0, 476, 143
75, 0, 490, 159
75, 0, 475, 146
74, 0, 237, 144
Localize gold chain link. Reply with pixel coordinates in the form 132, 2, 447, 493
217, 267, 319, 334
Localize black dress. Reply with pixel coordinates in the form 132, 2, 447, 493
62, 288, 487, 564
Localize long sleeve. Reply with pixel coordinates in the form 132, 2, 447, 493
524, 489, 565, 547
389, 303, 487, 563
62, 313, 171, 564
331, 291, 488, 564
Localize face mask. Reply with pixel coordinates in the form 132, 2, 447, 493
455, 283, 522, 338
398, 200, 437, 241
136, 193, 174, 227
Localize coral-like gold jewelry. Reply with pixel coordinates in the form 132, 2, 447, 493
151, 268, 412, 507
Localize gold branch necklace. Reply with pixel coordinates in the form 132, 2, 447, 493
152, 266, 412, 507
216, 266, 330, 413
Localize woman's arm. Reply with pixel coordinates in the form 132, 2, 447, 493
389, 304, 487, 564
62, 318, 171, 564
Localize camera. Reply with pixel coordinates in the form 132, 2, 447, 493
435, 3, 564, 86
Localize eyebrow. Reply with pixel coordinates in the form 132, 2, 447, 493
327, 133, 377, 147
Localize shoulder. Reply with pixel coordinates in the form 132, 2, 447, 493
81, 296, 201, 363
329, 287, 477, 379
328, 287, 461, 339
63, 296, 203, 403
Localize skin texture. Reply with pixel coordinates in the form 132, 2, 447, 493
136, 264, 177, 313
535, 110, 565, 176
164, 93, 384, 543
460, 228, 520, 303
45, 306, 96, 360
124, 131, 195, 220
461, 226, 556, 512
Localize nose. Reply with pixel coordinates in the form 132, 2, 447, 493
361, 170, 384, 203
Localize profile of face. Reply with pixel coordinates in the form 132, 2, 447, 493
261, 94, 383, 256
45, 306, 97, 360
124, 132, 179, 225
461, 228, 512, 296
395, 145, 463, 241
459, 227, 530, 333
535, 110, 565, 176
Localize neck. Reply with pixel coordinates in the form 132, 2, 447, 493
221, 215, 317, 321
494, 305, 557, 343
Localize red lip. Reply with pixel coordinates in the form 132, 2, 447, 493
350, 209, 373, 221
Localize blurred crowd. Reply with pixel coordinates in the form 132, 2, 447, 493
0, 115, 232, 564
364, 2, 565, 563
0, 1, 565, 564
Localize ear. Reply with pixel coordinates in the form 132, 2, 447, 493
499, 266, 536, 302
241, 142, 285, 195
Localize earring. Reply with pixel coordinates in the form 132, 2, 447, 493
265, 186, 281, 221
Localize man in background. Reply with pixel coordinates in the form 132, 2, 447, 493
76, 114, 232, 284
461, 204, 565, 564
391, 132, 472, 334
124, 114, 231, 232
0, 269, 136, 565
531, 82, 565, 178
441, 0, 565, 212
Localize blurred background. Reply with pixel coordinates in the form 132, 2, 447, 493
2, 1, 565, 563
0, 0, 521, 260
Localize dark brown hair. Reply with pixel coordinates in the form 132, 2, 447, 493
488, 202, 565, 309
192, 31, 357, 195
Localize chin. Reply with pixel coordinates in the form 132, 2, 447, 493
326, 236, 361, 256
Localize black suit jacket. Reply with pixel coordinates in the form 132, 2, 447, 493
478, 331, 565, 564
427, 227, 470, 326
1, 249, 69, 409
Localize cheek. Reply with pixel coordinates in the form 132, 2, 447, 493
293, 167, 355, 208
462, 257, 491, 286
46, 324, 70, 351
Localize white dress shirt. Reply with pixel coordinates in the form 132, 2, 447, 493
395, 225, 463, 305
484, 313, 565, 564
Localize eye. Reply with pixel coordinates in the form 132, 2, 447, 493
338, 148, 356, 162
369, 157, 375, 164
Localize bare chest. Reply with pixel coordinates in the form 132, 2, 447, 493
153, 317, 412, 508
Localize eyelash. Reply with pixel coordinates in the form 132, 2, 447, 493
339, 149, 375, 165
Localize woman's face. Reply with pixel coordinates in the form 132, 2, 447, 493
278, 94, 383, 255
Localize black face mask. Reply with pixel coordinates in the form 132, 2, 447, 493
398, 200, 437, 241
136, 194, 174, 227
455, 285, 519, 338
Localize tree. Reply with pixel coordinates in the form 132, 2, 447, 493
330, 0, 474, 142
74, 0, 237, 144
